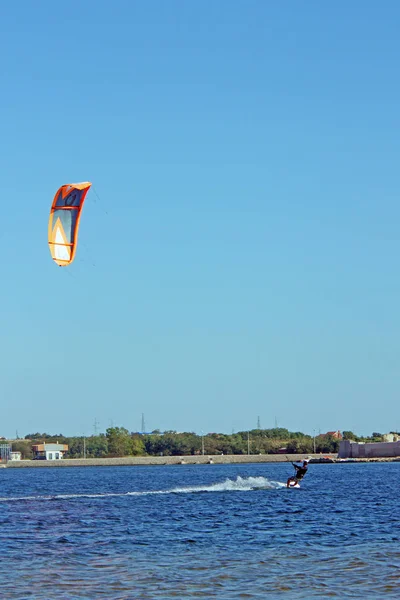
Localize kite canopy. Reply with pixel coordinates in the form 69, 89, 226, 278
48, 182, 92, 266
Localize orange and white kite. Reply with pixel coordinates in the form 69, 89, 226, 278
48, 182, 92, 266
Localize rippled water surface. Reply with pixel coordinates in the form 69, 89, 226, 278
1, 462, 400, 598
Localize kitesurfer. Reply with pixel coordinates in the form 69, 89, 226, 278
286, 458, 309, 487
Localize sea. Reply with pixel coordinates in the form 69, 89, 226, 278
0, 461, 399, 599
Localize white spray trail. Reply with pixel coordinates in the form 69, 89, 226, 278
0, 476, 288, 503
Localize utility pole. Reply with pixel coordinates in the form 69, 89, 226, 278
93, 418, 99, 436
142, 413, 146, 433
247, 431, 250, 455
313, 429, 316, 454
257, 416, 261, 429
83, 435, 86, 459
201, 431, 205, 455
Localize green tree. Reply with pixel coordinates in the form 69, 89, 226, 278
143, 433, 166, 456
67, 437, 86, 458
86, 435, 109, 458
106, 427, 133, 457
11, 440, 32, 459
286, 437, 313, 454
130, 435, 145, 456
316, 434, 339, 453
259, 439, 284, 454
342, 431, 358, 441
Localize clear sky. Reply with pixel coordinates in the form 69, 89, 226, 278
1, 1, 399, 439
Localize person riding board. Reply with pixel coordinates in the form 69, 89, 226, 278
287, 458, 309, 487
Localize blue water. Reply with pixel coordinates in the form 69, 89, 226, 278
0, 462, 399, 599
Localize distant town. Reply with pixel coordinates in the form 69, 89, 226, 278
1, 427, 399, 462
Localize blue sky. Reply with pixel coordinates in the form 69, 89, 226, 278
1, 1, 399, 439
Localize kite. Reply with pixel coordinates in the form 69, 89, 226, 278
48, 182, 92, 266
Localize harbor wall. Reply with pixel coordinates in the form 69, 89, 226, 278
5, 453, 334, 468
339, 439, 400, 459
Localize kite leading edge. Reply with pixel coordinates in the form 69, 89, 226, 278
48, 182, 92, 266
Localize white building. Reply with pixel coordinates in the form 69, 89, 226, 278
32, 443, 68, 460
9, 451, 21, 461
383, 433, 399, 443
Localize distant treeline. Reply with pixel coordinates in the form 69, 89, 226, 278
7, 427, 392, 460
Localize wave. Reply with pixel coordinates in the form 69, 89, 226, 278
167, 475, 286, 494
0, 476, 287, 503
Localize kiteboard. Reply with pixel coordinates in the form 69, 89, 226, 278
287, 480, 300, 489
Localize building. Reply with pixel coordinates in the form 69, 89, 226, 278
9, 451, 21, 461
0, 443, 11, 462
32, 443, 68, 460
325, 430, 343, 440
339, 439, 400, 459
383, 433, 399, 443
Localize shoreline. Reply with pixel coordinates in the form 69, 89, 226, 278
3, 453, 400, 468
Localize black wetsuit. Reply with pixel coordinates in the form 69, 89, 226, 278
292, 463, 308, 481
